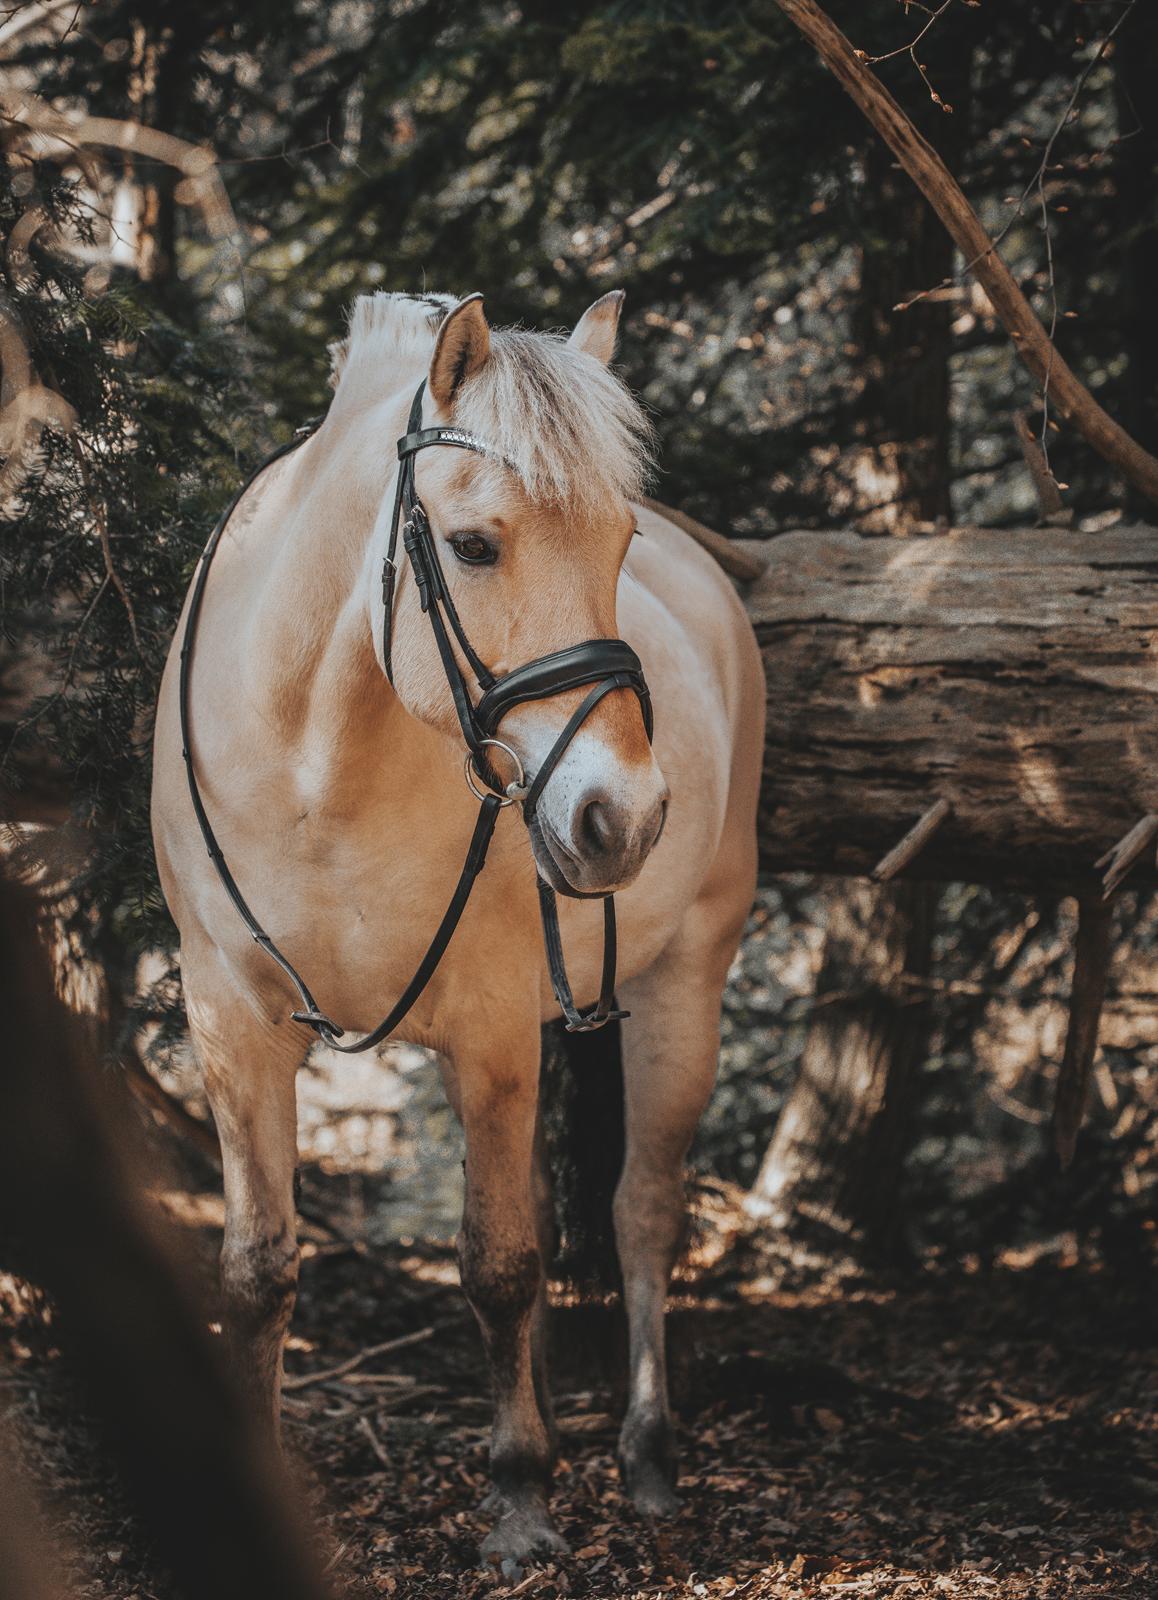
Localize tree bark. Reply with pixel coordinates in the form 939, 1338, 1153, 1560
1115, 12, 1158, 515
851, 109, 963, 531
744, 523, 1158, 889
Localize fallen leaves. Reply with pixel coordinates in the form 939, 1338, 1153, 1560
3, 1194, 1156, 1600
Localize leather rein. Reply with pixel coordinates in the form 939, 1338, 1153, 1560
178, 380, 652, 1051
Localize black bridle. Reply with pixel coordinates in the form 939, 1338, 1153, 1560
178, 380, 652, 1052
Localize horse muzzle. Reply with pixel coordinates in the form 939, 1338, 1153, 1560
525, 758, 669, 898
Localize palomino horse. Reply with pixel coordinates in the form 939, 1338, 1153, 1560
151, 290, 763, 1564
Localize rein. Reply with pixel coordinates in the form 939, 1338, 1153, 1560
178, 381, 652, 1051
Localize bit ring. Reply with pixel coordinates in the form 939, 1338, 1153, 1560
464, 738, 527, 807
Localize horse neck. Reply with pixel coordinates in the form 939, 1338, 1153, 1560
248, 361, 426, 766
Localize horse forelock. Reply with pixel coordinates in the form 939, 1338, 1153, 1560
454, 330, 654, 525
332, 292, 654, 525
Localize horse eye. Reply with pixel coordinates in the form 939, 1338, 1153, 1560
450, 532, 497, 566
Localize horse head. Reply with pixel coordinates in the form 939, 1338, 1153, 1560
382, 293, 669, 897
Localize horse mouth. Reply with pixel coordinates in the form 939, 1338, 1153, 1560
528, 815, 602, 899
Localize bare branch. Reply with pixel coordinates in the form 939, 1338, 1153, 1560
871, 798, 951, 882
1052, 894, 1112, 1169
773, 0, 1158, 505
1095, 813, 1158, 898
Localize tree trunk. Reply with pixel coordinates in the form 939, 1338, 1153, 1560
752, 44, 972, 1245
749, 879, 932, 1249
851, 139, 955, 531
743, 522, 1158, 889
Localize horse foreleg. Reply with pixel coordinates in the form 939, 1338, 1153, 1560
186, 963, 303, 1438
613, 933, 734, 1517
455, 1038, 566, 1569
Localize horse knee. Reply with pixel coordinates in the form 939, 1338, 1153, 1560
458, 1235, 542, 1331
613, 1162, 686, 1265
221, 1227, 299, 1336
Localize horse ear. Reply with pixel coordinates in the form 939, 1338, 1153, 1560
429, 293, 491, 408
568, 290, 625, 366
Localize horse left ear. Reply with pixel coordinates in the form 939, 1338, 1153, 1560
568, 290, 625, 366
429, 293, 491, 408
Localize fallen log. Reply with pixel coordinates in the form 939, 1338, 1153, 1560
743, 523, 1158, 891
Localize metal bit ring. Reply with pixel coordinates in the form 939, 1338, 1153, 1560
464, 738, 527, 807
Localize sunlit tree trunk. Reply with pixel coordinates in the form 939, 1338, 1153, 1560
749, 880, 932, 1246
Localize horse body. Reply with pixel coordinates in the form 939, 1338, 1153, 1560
151, 291, 763, 1563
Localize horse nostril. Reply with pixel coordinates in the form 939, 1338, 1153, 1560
580, 798, 615, 856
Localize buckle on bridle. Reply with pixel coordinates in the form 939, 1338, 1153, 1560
464, 738, 528, 807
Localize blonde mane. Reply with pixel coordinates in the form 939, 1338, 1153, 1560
332, 291, 654, 522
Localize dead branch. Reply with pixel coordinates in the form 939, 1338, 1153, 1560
1012, 409, 1071, 526
120, 1045, 221, 1163
1095, 813, 1158, 898
1052, 894, 1113, 1169
281, 1326, 438, 1393
69, 435, 140, 649
772, 0, 1158, 505
356, 1414, 391, 1469
871, 799, 951, 882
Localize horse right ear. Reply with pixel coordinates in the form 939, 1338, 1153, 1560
429, 293, 491, 408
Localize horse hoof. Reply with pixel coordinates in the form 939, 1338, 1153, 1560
619, 1421, 680, 1518
480, 1501, 569, 1571
626, 1463, 681, 1520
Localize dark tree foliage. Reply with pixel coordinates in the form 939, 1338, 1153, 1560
1, 168, 246, 989
18, 2, 1153, 526
225, 1, 1153, 527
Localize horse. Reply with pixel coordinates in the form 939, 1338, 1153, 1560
151, 289, 764, 1566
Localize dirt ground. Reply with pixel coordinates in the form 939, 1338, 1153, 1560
2, 1154, 1154, 1600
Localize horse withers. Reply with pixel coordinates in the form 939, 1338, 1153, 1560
151, 290, 764, 1565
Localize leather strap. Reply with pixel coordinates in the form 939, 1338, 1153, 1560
475, 639, 651, 738
537, 881, 626, 1032
291, 792, 502, 1051
178, 415, 508, 1054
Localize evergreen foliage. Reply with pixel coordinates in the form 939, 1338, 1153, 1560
1, 167, 248, 981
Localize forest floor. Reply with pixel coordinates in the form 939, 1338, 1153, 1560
2, 1153, 1155, 1600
